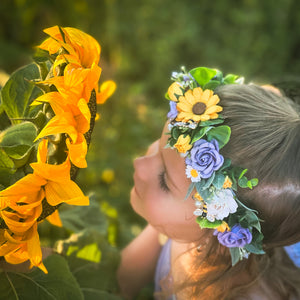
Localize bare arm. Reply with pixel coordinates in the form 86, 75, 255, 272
117, 224, 162, 299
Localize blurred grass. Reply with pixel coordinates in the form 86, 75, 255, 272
0, 0, 299, 247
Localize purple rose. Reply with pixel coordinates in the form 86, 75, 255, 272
214, 224, 252, 248
185, 139, 224, 179
167, 101, 178, 119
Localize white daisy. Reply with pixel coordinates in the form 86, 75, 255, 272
186, 165, 201, 182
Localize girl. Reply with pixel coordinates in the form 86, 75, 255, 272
117, 67, 300, 299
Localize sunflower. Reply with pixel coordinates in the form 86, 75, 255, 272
176, 87, 222, 123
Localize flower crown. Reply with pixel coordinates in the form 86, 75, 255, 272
165, 67, 264, 265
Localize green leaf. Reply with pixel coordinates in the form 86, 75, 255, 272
0, 254, 84, 300
229, 247, 241, 266
206, 125, 231, 148
223, 74, 239, 84
199, 117, 224, 127
185, 183, 195, 200
196, 217, 222, 229
1, 63, 42, 124
238, 176, 248, 188
57, 229, 121, 298
219, 158, 231, 171
238, 168, 248, 180
212, 172, 226, 189
191, 126, 212, 143
0, 122, 37, 147
203, 80, 222, 90
189, 67, 217, 87
0, 148, 16, 186
202, 172, 215, 190
250, 178, 258, 187
60, 195, 108, 234
244, 243, 265, 255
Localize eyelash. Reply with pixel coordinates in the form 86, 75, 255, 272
159, 171, 170, 192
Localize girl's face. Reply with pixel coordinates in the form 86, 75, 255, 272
130, 122, 203, 243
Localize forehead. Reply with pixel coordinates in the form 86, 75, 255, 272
159, 122, 190, 195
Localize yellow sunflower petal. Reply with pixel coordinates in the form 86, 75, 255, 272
46, 210, 63, 227
45, 180, 89, 206
32, 92, 66, 115
37, 139, 48, 164
35, 112, 78, 143
206, 94, 220, 107
192, 87, 203, 99
184, 90, 195, 105
97, 80, 116, 104
31, 159, 71, 183
201, 89, 213, 103
66, 136, 88, 168
205, 105, 220, 115
27, 223, 47, 273
199, 114, 211, 121
4, 246, 29, 265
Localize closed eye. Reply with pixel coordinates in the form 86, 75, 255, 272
159, 171, 170, 192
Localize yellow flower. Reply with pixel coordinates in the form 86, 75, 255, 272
101, 168, 115, 184
174, 134, 192, 153
39, 26, 101, 68
176, 87, 222, 123
34, 99, 91, 168
97, 80, 117, 104
167, 82, 184, 101
223, 176, 233, 189
37, 63, 101, 103
216, 221, 230, 233
31, 139, 90, 207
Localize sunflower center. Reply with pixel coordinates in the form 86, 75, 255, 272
192, 102, 206, 115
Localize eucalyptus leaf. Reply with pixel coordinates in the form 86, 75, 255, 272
212, 172, 226, 189
0, 254, 84, 300
1, 63, 42, 124
229, 247, 241, 266
206, 125, 231, 148
189, 67, 217, 87
244, 243, 265, 255
185, 183, 195, 200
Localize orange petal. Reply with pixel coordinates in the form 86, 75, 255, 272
46, 209, 63, 227
27, 223, 48, 273
66, 136, 88, 168
45, 180, 89, 206
35, 112, 78, 143
31, 159, 71, 183
97, 80, 116, 104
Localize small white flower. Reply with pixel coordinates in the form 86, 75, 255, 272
206, 189, 238, 221
186, 165, 201, 182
